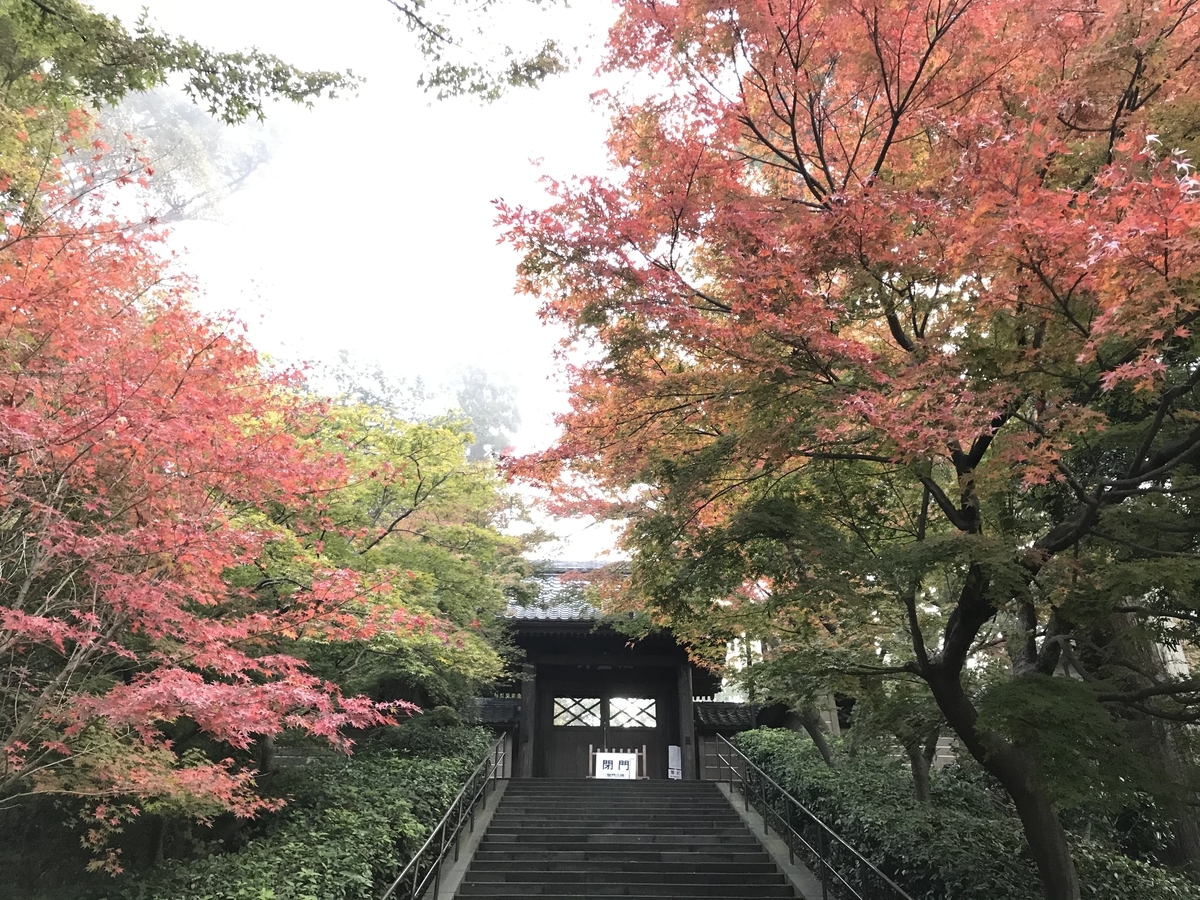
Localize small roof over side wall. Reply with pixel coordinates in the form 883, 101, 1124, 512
693, 701, 757, 733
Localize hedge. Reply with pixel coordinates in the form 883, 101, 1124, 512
106, 724, 493, 900
734, 728, 1200, 900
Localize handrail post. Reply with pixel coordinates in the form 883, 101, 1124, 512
820, 826, 828, 900
454, 801, 463, 861
439, 821, 447, 874
468, 782, 476, 839
761, 772, 769, 835
742, 757, 749, 812
786, 801, 794, 865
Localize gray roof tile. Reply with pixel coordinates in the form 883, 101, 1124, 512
504, 567, 603, 621
471, 697, 521, 726
504, 597, 603, 621
694, 702, 756, 731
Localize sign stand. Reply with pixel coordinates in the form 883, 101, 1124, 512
668, 744, 682, 779
595, 751, 639, 779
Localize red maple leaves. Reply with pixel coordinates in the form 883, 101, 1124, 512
501, 3, 1200, 895
0, 212, 411, 818
502, 0, 1200, 510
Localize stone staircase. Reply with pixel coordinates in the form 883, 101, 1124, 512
454, 779, 795, 899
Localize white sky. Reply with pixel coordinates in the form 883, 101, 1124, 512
93, 0, 626, 558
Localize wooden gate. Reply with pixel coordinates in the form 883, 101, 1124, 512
538, 675, 673, 778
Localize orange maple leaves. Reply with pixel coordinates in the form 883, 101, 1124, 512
0, 213, 413, 817
502, 0, 1200, 508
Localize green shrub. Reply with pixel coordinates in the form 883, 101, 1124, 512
734, 728, 1200, 900
107, 726, 494, 900
368, 708, 493, 761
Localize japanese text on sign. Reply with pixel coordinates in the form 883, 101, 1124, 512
595, 751, 638, 779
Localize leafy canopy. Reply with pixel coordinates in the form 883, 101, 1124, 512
501, 0, 1200, 896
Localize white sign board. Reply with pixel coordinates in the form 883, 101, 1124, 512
668, 744, 682, 780
595, 752, 638, 779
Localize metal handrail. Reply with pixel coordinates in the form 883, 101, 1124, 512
715, 734, 916, 900
380, 734, 507, 900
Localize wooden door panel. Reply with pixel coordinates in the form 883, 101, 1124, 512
547, 726, 601, 778
536, 671, 677, 779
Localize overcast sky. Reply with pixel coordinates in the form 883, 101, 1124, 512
93, 0, 624, 558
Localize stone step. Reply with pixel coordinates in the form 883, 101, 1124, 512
479, 831, 761, 841
490, 806, 737, 815
500, 788, 720, 797
452, 781, 794, 900
455, 896, 789, 900
489, 809, 743, 816
478, 839, 763, 851
480, 830, 744, 835
468, 860, 779, 873
470, 850, 774, 864
456, 883, 794, 897
464, 871, 787, 884
487, 814, 737, 823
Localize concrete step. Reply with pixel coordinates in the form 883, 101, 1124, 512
456, 883, 794, 897
455, 896, 790, 900
487, 810, 745, 819
490, 811, 735, 820
478, 839, 763, 851
464, 871, 787, 884
470, 850, 774, 864
482, 825, 752, 836
468, 860, 779, 874
452, 781, 795, 900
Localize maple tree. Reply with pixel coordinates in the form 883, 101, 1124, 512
267, 403, 531, 710
0, 87, 531, 879
383, 0, 571, 101
0, 0, 356, 212
0, 203, 439, 852
0, 0, 541, 880
0, 223, 529, 877
502, 0, 1200, 897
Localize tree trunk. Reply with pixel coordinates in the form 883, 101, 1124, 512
1130, 693, 1200, 875
1126, 626, 1200, 877
905, 740, 932, 803
787, 707, 838, 768
979, 745, 1081, 900
1168, 807, 1200, 880
926, 667, 1081, 900
256, 733, 278, 783
1006, 771, 1082, 900
148, 815, 166, 867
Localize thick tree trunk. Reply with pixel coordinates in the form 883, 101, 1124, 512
1167, 805, 1200, 880
795, 706, 838, 768
1131, 689, 1200, 875
1129, 627, 1200, 877
1158, 728, 1200, 878
148, 815, 166, 866
256, 733, 278, 783
905, 740, 932, 803
926, 667, 1081, 900
1007, 771, 1082, 900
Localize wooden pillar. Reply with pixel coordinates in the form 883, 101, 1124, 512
518, 664, 537, 778
677, 663, 697, 780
